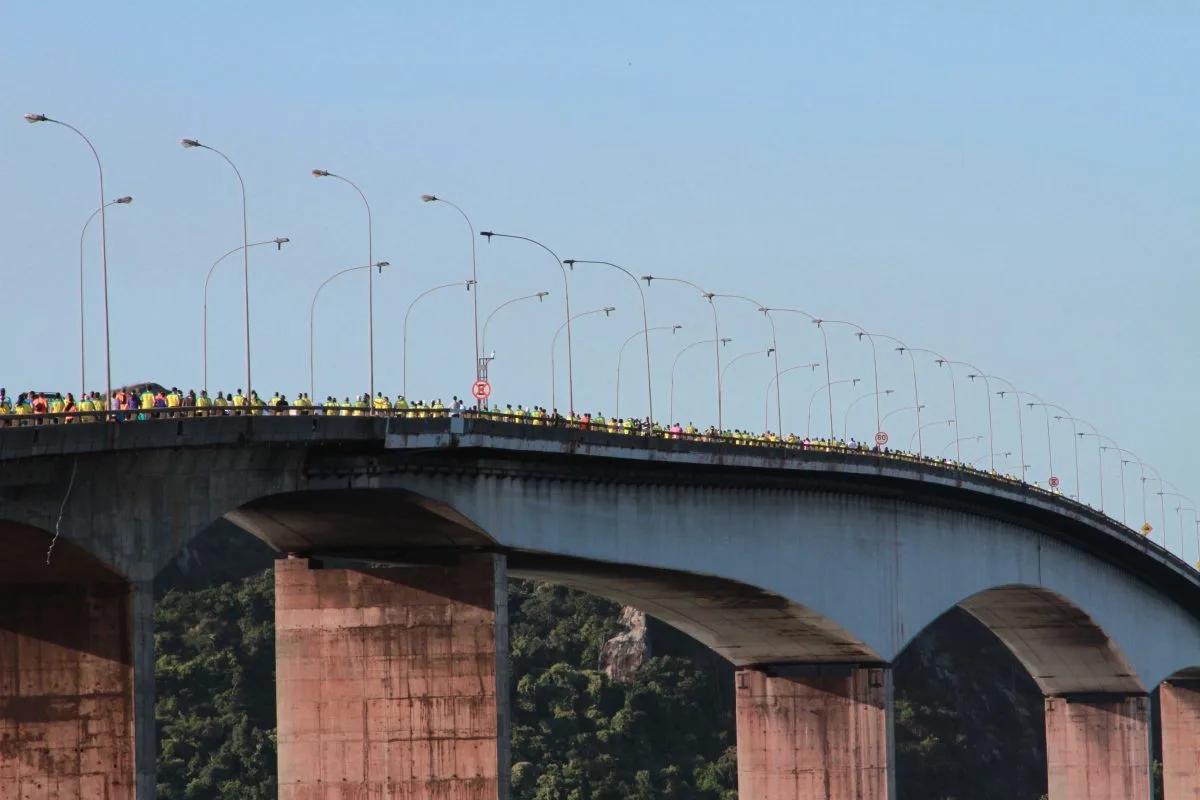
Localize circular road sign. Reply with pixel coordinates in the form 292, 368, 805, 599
874, 431, 888, 446
1049, 476, 1061, 489
471, 380, 492, 401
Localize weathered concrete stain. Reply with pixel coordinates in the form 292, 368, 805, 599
275, 554, 509, 800
1044, 695, 1150, 800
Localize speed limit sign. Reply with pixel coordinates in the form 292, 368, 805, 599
874, 431, 888, 446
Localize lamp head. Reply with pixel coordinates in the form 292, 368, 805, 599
758, 306, 769, 313
720, 337, 732, 345
641, 274, 654, 284
967, 373, 979, 380
702, 292, 715, 300
465, 279, 477, 290
562, 259, 576, 268
535, 291, 549, 299
114, 196, 133, 205
180, 138, 201, 148
375, 261, 390, 272
602, 306, 615, 315
480, 231, 494, 240
421, 194, 438, 202
24, 113, 48, 124
312, 169, 331, 177
671, 324, 682, 332
855, 332, 865, 340
766, 348, 775, 356
274, 237, 289, 249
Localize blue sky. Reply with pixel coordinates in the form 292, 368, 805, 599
2, 3, 1198, 552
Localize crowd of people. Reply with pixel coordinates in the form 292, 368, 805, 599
0, 384, 1065, 492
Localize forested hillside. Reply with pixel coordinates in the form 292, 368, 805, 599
153, 541, 1148, 799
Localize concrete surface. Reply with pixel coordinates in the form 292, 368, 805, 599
1159, 680, 1200, 799
274, 554, 510, 800
735, 666, 893, 799
1044, 695, 1151, 800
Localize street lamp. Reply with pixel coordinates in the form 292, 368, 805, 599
308, 262, 390, 401
403, 280, 476, 397
815, 319, 881, 434
181, 137, 254, 399
765, 363, 820, 433
481, 232, 575, 412
763, 307, 834, 438
671, 338, 732, 425
482, 291, 550, 353
1048, 410, 1084, 501
423, 195, 480, 384
974, 451, 1013, 469
910, 418, 954, 452
28, 114, 116, 408
313, 169, 376, 399
941, 434, 983, 459
644, 276, 724, 429
202, 238, 289, 394
865, 333, 922, 455
947, 361, 994, 471
615, 324, 680, 420
1064, 417, 1105, 512
565, 260, 656, 428
985, 377, 1028, 483
844, 389, 894, 441
551, 307, 615, 413
77, 195, 132, 398
807, 378, 860, 438
711, 295, 782, 435
720, 348, 775, 416
1088, 433, 1128, 525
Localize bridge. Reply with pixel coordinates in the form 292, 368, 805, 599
2, 411, 1200, 799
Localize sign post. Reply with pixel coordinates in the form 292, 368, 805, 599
471, 379, 491, 403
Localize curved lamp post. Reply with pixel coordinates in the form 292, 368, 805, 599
1046, 409, 1083, 500
904, 348, 961, 463
182, 137, 252, 399
1064, 417, 1105, 511
1087, 432, 1128, 524
28, 114, 116, 407
974, 451, 1013, 469
566, 260, 656, 426
943, 360, 994, 471
644, 276, 724, 429
78, 195, 132, 397
807, 378, 860, 438
980, 376, 1028, 482
551, 307, 615, 412
481, 232, 575, 412
765, 363, 820, 433
910, 418, 954, 452
313, 169, 376, 399
671, 338, 731, 424
615, 324, 680, 419
862, 332, 922, 454
404, 280, 476, 397
844, 389, 894, 440
720, 348, 775, 416
203, 238, 289, 393
763, 307, 834, 438
711, 294, 782, 434
309, 262, 390, 400
423, 195, 480, 383
941, 434, 983, 459
816, 319, 881, 435
482, 291, 550, 353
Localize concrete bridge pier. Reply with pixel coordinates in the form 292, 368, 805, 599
0, 573, 155, 799
1159, 680, 1200, 798
735, 664, 895, 800
274, 553, 510, 800
1044, 694, 1151, 800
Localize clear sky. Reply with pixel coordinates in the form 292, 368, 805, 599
2, 3, 1197, 553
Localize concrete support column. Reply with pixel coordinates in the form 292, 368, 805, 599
735, 664, 894, 800
275, 554, 510, 800
1160, 680, 1200, 798
0, 578, 153, 799
1044, 694, 1151, 800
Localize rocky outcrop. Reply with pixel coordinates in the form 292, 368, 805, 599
598, 605, 650, 683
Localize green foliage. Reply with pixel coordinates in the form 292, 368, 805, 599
155, 570, 277, 799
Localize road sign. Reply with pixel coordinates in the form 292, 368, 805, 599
1141, 522, 1153, 536
874, 431, 888, 446
471, 380, 492, 401
1049, 476, 1061, 489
